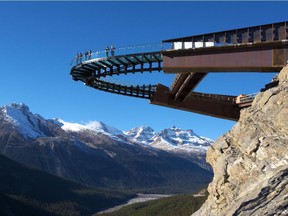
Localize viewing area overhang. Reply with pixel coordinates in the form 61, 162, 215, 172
70, 21, 287, 121
150, 84, 241, 121
162, 41, 288, 73
161, 21, 288, 73
150, 21, 288, 120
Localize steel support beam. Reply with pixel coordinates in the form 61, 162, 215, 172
162, 41, 288, 73
150, 84, 240, 121
171, 72, 208, 101
163, 21, 288, 45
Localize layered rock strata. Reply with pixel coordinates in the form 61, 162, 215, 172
194, 66, 288, 216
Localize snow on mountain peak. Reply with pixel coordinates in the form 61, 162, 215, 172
86, 121, 123, 135
53, 119, 123, 136
9, 102, 30, 112
52, 118, 87, 132
0, 103, 125, 139
0, 103, 213, 154
149, 126, 213, 153
0, 103, 46, 138
123, 125, 213, 153
124, 126, 156, 145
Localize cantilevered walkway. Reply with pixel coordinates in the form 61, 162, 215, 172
70, 45, 162, 99
70, 21, 287, 121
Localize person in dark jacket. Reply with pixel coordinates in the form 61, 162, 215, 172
111, 45, 115, 57
105, 46, 110, 57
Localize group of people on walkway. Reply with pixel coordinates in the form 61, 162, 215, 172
74, 45, 117, 65
105, 45, 116, 57
75, 50, 92, 64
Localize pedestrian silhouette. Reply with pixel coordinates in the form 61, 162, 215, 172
111, 45, 116, 57
84, 51, 88, 61
75, 53, 79, 64
105, 46, 110, 57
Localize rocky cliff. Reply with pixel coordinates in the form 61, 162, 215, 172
194, 66, 288, 216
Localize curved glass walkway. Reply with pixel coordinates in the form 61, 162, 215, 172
70, 43, 163, 99
68, 21, 288, 120
69, 42, 258, 102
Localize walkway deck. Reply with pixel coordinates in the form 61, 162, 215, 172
70, 21, 287, 120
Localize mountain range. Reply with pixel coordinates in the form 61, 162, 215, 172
0, 103, 213, 194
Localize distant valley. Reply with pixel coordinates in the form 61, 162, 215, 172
0, 153, 134, 216
0, 103, 214, 214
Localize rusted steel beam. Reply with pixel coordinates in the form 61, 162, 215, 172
170, 72, 207, 99
174, 73, 208, 101
162, 41, 288, 73
188, 92, 236, 104
150, 84, 241, 121
238, 102, 252, 108
163, 21, 287, 44
170, 73, 190, 96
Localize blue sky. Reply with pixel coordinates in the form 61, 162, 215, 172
0, 1, 287, 140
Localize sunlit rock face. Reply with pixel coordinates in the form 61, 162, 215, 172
193, 66, 288, 216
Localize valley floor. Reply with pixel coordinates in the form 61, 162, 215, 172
96, 193, 173, 215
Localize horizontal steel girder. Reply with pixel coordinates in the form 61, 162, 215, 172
150, 84, 241, 121
162, 41, 288, 73
163, 21, 288, 44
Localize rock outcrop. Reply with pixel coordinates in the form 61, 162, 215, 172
194, 66, 288, 216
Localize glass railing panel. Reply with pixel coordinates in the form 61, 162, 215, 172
70, 43, 163, 66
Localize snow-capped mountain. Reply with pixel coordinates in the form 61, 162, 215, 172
0, 103, 62, 138
150, 127, 213, 152
0, 103, 213, 193
0, 103, 213, 154
124, 126, 156, 145
0, 103, 44, 138
0, 103, 122, 139
124, 126, 213, 171
51, 118, 123, 136
125, 126, 213, 154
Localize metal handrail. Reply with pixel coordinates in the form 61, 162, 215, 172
239, 93, 257, 103
70, 43, 163, 66
190, 92, 236, 103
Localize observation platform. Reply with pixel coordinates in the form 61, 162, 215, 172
70, 21, 287, 121
71, 54, 161, 98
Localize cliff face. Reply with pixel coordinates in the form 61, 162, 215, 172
194, 66, 288, 216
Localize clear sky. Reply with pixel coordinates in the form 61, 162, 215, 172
0, 1, 287, 140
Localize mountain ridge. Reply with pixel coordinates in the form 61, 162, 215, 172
0, 103, 213, 194
0, 102, 213, 154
